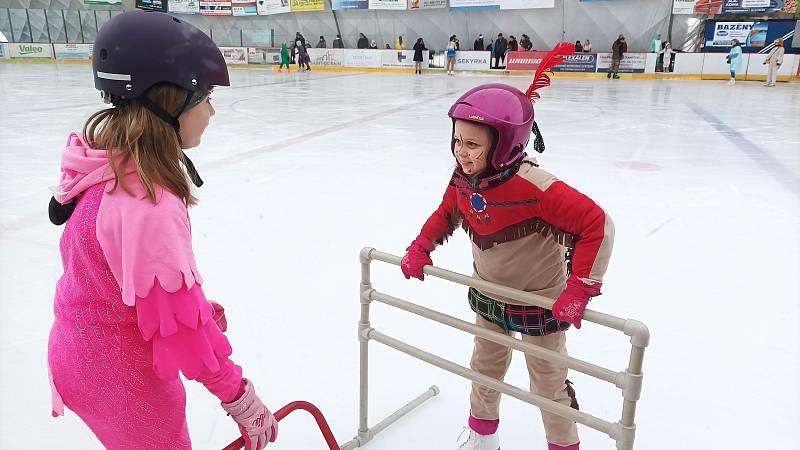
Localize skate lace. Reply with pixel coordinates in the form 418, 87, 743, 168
456, 426, 476, 450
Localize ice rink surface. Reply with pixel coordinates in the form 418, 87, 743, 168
1, 63, 799, 449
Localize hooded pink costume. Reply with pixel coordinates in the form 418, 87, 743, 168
48, 133, 243, 449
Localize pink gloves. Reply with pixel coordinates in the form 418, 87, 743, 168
209, 301, 227, 332
221, 379, 278, 450
401, 235, 435, 281
552, 274, 602, 329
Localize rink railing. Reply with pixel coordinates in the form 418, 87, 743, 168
338, 247, 650, 450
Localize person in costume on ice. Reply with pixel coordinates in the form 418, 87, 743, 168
400, 42, 614, 450
47, 10, 277, 450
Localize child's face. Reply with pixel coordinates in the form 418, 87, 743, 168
178, 94, 215, 149
453, 119, 492, 176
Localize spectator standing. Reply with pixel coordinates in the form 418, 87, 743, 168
317, 35, 326, 48
762, 38, 784, 87
413, 37, 427, 75
520, 34, 533, 51
474, 34, 485, 51
574, 40, 583, 53
493, 33, 508, 69
583, 39, 592, 52
333, 34, 344, 48
357, 33, 369, 49
609, 34, 626, 79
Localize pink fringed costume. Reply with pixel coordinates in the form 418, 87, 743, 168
48, 133, 243, 449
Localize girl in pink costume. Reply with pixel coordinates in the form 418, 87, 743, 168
47, 11, 277, 450
400, 43, 614, 450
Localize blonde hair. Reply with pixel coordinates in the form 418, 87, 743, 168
83, 84, 197, 206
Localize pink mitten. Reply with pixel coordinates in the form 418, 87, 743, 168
552, 275, 602, 329
221, 379, 278, 450
209, 301, 227, 332
400, 235, 435, 281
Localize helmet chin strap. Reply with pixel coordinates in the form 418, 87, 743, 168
136, 90, 204, 188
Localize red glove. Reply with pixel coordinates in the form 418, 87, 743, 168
552, 275, 602, 329
209, 301, 227, 332
400, 235, 435, 281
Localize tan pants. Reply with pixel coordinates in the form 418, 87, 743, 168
469, 314, 579, 446
766, 61, 780, 85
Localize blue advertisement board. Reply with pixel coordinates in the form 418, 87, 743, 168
331, 0, 368, 9
704, 20, 797, 54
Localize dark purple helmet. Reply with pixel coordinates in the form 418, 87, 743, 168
93, 9, 229, 101
448, 83, 534, 171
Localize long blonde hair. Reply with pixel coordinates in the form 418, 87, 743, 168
83, 83, 197, 206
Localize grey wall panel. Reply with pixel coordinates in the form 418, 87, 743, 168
63, 9, 80, 42
1, 0, 695, 52
46, 8, 66, 42
27, 8, 49, 41
9, 8, 30, 41
0, 9, 12, 41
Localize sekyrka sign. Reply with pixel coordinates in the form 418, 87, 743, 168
454, 51, 491, 70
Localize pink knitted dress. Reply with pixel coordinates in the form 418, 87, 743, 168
48, 133, 243, 449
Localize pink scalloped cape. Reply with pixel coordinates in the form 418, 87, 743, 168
48, 134, 242, 449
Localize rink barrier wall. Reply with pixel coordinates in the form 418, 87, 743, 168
345, 247, 650, 450
2, 43, 797, 81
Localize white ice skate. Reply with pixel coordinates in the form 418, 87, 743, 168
728, 78, 736, 85
456, 427, 500, 450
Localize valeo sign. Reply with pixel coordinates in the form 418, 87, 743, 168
10, 43, 53, 58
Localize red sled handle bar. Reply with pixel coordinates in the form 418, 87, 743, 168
222, 401, 340, 450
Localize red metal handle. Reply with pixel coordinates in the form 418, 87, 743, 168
222, 401, 340, 450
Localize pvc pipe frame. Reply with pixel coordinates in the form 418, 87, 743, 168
341, 247, 650, 450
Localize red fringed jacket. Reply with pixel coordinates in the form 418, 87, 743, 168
419, 158, 614, 305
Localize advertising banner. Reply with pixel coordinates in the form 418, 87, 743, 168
257, 0, 291, 14
704, 20, 797, 53
721, 0, 784, 13
169, 0, 201, 14
551, 52, 598, 72
454, 51, 490, 70
9, 43, 54, 58
248, 47, 281, 64
332, 0, 368, 9
672, 0, 698, 14
500, 0, 553, 9
506, 51, 544, 70
344, 49, 382, 67
83, 0, 122, 5
449, 0, 499, 11
596, 53, 647, 73
219, 47, 248, 64
307, 48, 345, 66
200, 0, 233, 15
54, 43, 94, 60
136, 0, 168, 11
232, 0, 258, 14
408, 0, 446, 8
291, 0, 325, 11
369, 0, 407, 9
0, 43, 9, 59
380, 49, 416, 67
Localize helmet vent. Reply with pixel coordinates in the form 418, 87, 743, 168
172, 17, 181, 23
100, 48, 108, 60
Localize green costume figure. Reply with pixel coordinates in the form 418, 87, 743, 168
279, 43, 290, 72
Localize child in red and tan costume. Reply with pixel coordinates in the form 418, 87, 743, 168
400, 43, 614, 450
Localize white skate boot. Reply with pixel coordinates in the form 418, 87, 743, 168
456, 427, 500, 450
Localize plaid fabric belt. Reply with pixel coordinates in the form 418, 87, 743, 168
468, 287, 570, 336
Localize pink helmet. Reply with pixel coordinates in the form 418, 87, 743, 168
448, 83, 534, 171
448, 42, 576, 171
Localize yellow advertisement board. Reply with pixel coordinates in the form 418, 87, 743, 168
291, 0, 324, 11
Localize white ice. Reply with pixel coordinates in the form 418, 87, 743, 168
1, 64, 799, 450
